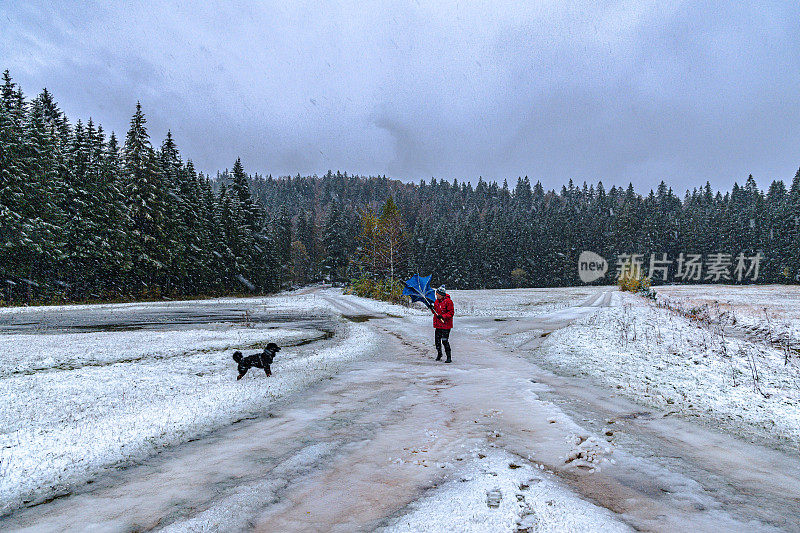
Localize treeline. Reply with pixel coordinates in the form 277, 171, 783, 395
0, 71, 284, 304
252, 171, 800, 288
3, 69, 800, 305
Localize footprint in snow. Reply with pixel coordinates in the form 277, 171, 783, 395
486, 488, 502, 508
515, 508, 540, 533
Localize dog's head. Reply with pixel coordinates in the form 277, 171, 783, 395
265, 342, 281, 353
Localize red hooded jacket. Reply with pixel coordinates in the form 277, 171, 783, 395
433, 294, 454, 329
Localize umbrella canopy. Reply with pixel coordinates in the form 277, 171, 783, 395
402, 274, 436, 310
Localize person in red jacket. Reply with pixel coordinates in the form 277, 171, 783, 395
432, 286, 454, 363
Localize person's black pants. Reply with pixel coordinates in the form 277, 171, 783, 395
435, 328, 451, 359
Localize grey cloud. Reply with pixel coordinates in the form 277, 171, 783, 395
3, 1, 800, 191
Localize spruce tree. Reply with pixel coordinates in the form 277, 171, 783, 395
123, 102, 166, 295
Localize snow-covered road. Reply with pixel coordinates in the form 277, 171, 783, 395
3, 288, 800, 532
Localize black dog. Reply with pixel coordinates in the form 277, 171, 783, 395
232, 343, 281, 380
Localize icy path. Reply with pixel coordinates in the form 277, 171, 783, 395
4, 290, 800, 532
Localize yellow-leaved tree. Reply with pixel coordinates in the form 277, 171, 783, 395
350, 197, 407, 302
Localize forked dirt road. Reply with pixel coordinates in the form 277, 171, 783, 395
5, 290, 800, 532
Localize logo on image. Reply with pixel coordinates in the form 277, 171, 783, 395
578, 251, 608, 283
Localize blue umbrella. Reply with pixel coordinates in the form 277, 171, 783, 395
402, 274, 436, 310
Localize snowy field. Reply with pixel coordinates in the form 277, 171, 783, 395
0, 293, 376, 514
447, 287, 598, 318
336, 286, 598, 319
538, 288, 800, 449
656, 284, 800, 341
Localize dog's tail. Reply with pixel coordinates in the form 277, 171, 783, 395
232, 351, 243, 364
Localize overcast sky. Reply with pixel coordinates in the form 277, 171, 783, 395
3, 1, 800, 191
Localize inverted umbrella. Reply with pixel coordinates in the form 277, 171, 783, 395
402, 274, 436, 311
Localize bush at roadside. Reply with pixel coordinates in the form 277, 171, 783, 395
346, 276, 407, 305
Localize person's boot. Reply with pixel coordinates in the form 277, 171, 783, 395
445, 352, 452, 363
435, 352, 442, 361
